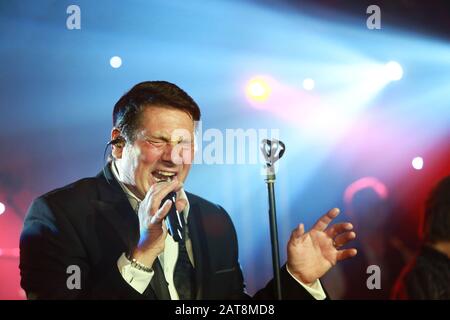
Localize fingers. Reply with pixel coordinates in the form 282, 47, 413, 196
325, 222, 353, 238
150, 199, 172, 224
151, 198, 187, 225
147, 180, 183, 216
161, 220, 168, 237
292, 223, 305, 239
336, 248, 358, 261
312, 208, 340, 231
333, 231, 356, 248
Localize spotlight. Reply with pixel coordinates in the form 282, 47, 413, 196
302, 78, 315, 91
110, 56, 122, 69
412, 156, 424, 170
384, 61, 403, 81
246, 77, 271, 102
0, 202, 5, 215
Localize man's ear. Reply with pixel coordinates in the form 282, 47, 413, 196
110, 128, 125, 159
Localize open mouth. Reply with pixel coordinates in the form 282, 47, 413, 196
152, 170, 177, 183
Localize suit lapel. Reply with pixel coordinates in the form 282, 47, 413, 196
93, 165, 140, 254
187, 201, 210, 300
92, 200, 139, 253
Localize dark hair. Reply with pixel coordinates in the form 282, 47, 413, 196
423, 175, 450, 242
112, 81, 201, 142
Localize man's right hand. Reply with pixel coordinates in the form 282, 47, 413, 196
131, 179, 187, 267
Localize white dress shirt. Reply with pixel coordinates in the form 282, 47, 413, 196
112, 162, 326, 299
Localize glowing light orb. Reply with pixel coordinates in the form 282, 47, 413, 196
385, 61, 403, 81
412, 157, 424, 170
110, 56, 122, 69
302, 78, 315, 91
246, 77, 272, 102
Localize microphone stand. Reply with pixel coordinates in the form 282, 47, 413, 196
261, 139, 285, 300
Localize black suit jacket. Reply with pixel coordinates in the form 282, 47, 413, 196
19, 165, 318, 300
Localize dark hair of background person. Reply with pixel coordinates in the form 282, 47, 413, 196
423, 175, 450, 243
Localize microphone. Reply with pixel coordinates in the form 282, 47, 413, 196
162, 191, 184, 242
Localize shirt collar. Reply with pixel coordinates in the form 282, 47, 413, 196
110, 161, 190, 222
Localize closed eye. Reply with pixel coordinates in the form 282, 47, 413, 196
145, 139, 167, 148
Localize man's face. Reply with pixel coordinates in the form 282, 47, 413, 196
113, 105, 195, 199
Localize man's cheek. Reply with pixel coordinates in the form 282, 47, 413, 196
172, 146, 194, 165
180, 164, 192, 182
139, 149, 162, 164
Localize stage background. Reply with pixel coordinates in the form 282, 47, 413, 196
0, 0, 449, 299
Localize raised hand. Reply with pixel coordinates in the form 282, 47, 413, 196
287, 208, 357, 284
132, 179, 187, 267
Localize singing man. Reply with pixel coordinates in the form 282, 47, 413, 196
20, 81, 357, 299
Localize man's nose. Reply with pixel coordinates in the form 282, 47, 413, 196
160, 142, 181, 164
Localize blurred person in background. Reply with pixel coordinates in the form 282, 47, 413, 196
324, 178, 412, 299
392, 175, 450, 300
